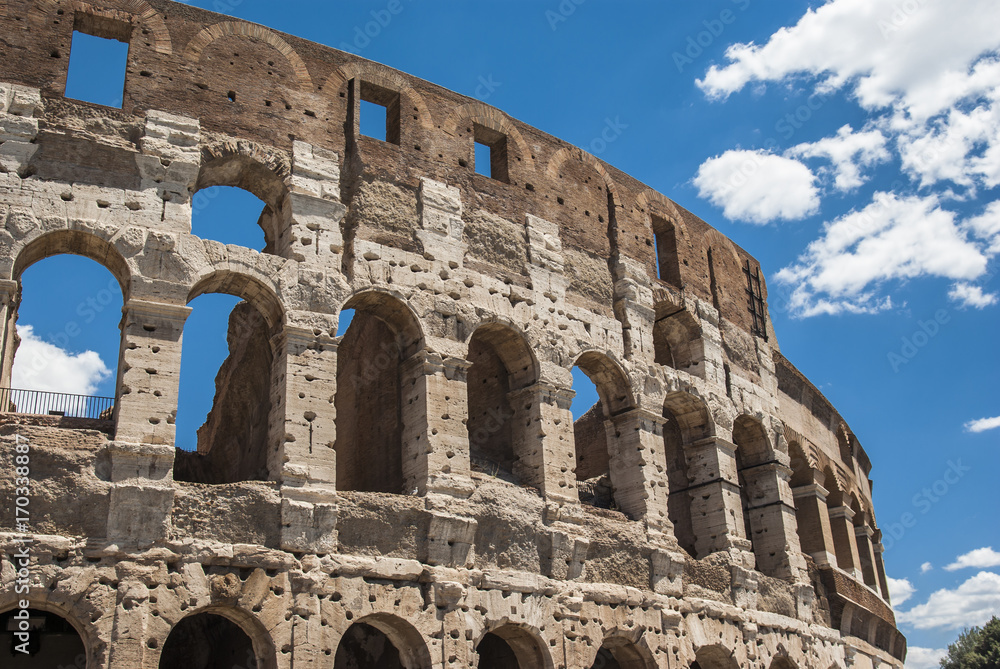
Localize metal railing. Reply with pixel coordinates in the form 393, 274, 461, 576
0, 387, 114, 420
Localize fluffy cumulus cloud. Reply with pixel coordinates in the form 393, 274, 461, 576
965, 415, 1000, 433
775, 193, 987, 316
945, 547, 1000, 571
11, 325, 110, 397
693, 0, 1000, 315
888, 576, 916, 606
905, 647, 948, 669
896, 571, 1000, 630
788, 125, 891, 191
920, 562, 933, 574
693, 150, 820, 224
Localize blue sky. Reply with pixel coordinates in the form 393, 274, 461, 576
11, 2, 1000, 665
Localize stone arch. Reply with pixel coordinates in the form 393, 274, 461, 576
335, 289, 425, 494
183, 21, 312, 89
769, 656, 797, 669
662, 390, 714, 558
30, 0, 172, 54
0, 602, 95, 668
442, 101, 535, 172
195, 140, 293, 252
11, 227, 131, 293
475, 622, 553, 669
333, 613, 433, 669
188, 268, 285, 334
465, 321, 540, 484
788, 440, 816, 488
158, 605, 277, 669
654, 307, 704, 375
325, 61, 435, 130
572, 349, 637, 512
693, 644, 740, 669
587, 634, 657, 669
546, 146, 619, 200
733, 415, 781, 575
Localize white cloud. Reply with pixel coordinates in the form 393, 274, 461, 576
888, 576, 916, 606
945, 547, 1000, 571
896, 571, 1000, 630
11, 325, 111, 397
967, 200, 1000, 255
787, 125, 891, 191
776, 193, 987, 316
949, 282, 998, 309
905, 647, 948, 669
966, 416, 1000, 433
921, 562, 933, 574
693, 150, 820, 224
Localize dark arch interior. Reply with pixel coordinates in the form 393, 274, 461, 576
477, 632, 519, 669
0, 608, 85, 669
158, 612, 257, 669
592, 647, 622, 668
335, 309, 405, 493
334, 622, 404, 669
466, 329, 518, 483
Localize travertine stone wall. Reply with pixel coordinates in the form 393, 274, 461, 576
0, 0, 904, 666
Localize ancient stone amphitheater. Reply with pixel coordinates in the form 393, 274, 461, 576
0, 1, 906, 667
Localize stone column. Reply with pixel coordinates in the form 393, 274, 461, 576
828, 505, 863, 579
606, 408, 672, 534
508, 381, 577, 505
855, 525, 879, 588
684, 436, 751, 558
400, 350, 474, 498
268, 323, 340, 554
0, 278, 19, 396
791, 482, 838, 567
740, 460, 804, 579
873, 533, 892, 601
115, 299, 191, 446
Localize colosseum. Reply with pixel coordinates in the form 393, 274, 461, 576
0, 1, 906, 667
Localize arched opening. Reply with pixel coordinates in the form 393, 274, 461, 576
769, 657, 797, 669
476, 625, 549, 669
0, 608, 86, 668
693, 645, 739, 669
466, 323, 538, 484
732, 416, 777, 575
852, 497, 879, 588
334, 615, 431, 669
662, 391, 712, 558
3, 251, 124, 423
159, 611, 265, 669
651, 214, 682, 288
191, 185, 270, 253
589, 637, 654, 669
335, 291, 423, 494
788, 441, 830, 565
653, 310, 703, 375
572, 352, 633, 513
174, 273, 283, 485
824, 468, 855, 574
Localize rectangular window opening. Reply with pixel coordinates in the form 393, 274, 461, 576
473, 123, 509, 182
651, 214, 682, 287
358, 80, 400, 145
65, 14, 132, 109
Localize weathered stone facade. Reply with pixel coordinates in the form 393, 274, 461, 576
0, 1, 904, 667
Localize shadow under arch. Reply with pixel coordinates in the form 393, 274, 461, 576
335, 289, 426, 493
693, 644, 740, 669
662, 390, 715, 558
0, 603, 93, 668
334, 612, 433, 669
465, 320, 540, 484
589, 634, 657, 669
475, 622, 553, 669
158, 605, 277, 669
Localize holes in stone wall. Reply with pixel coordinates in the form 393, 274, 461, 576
190, 186, 269, 252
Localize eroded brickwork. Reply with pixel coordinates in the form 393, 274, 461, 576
0, 1, 904, 667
